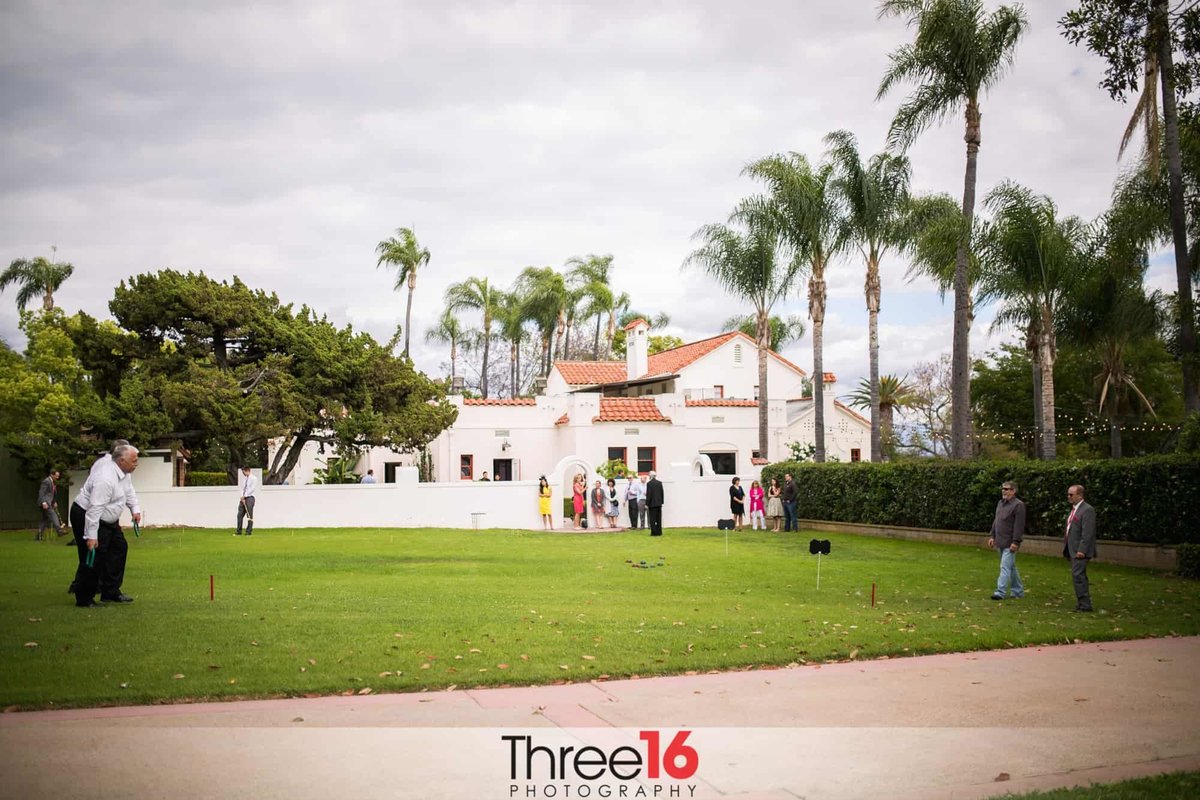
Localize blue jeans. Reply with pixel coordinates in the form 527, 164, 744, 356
995, 548, 1024, 598
783, 501, 798, 532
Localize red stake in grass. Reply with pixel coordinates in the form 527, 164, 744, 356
210, 574, 214, 601
871, 582, 876, 608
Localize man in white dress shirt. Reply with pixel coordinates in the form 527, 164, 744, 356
236, 466, 258, 535
73, 444, 141, 606
69, 440, 136, 595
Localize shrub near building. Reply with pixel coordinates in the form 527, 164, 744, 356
760, 456, 1200, 545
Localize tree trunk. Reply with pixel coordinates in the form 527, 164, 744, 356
404, 274, 415, 359
511, 340, 518, 398
265, 427, 313, 484
866, 256, 882, 462
1027, 325, 1043, 459
756, 307, 770, 460
1038, 307, 1057, 460
451, 339, 457, 381
481, 319, 491, 398
43, 290, 54, 311
1110, 420, 1123, 459
810, 266, 827, 463
594, 314, 602, 360
881, 404, 895, 458
1155, 0, 1200, 412
951, 99, 982, 459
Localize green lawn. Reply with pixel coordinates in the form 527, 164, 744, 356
997, 770, 1200, 799
2, 526, 1197, 710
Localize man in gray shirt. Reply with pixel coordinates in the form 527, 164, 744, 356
987, 480, 1026, 600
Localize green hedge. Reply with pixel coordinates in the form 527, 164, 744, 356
187, 471, 230, 487
760, 456, 1199, 545
1179, 544, 1200, 579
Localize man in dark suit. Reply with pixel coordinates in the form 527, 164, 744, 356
37, 469, 62, 541
645, 471, 664, 537
1064, 484, 1097, 612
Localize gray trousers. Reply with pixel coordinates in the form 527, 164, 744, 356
37, 506, 62, 539
1071, 555, 1091, 610
237, 496, 256, 534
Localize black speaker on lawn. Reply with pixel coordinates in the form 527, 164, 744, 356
809, 539, 831, 555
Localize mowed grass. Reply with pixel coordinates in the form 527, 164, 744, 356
1, 526, 1198, 710
997, 770, 1200, 799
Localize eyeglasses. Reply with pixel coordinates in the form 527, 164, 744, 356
1000, 487, 1014, 492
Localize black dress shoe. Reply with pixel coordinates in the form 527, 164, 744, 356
101, 593, 134, 603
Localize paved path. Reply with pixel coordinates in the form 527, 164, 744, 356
2, 637, 1198, 799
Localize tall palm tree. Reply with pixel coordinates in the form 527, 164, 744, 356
424, 309, 464, 384
847, 374, 917, 456
824, 129, 913, 462
496, 289, 532, 398
444, 276, 502, 398
567, 255, 616, 360
721, 314, 806, 352
685, 218, 800, 460
1, 253, 74, 311
877, 0, 1028, 459
515, 266, 569, 375
737, 152, 841, 462
375, 227, 431, 358
975, 181, 1088, 460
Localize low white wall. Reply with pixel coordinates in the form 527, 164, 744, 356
133, 464, 763, 531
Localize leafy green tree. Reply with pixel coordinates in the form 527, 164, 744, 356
611, 310, 671, 358
1, 253, 74, 312
1062, 0, 1200, 411
878, 0, 1028, 458
720, 314, 806, 352
375, 227, 431, 359
825, 129, 913, 462
648, 334, 684, 355
737, 152, 839, 461
686, 217, 800, 460
514, 266, 569, 375
567, 254, 616, 360
975, 181, 1090, 460
444, 276, 502, 398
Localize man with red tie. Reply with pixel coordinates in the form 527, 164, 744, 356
1064, 485, 1097, 612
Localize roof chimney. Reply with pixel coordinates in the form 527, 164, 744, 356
624, 318, 650, 380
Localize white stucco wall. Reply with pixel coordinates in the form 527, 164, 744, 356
673, 336, 807, 401
128, 461, 764, 531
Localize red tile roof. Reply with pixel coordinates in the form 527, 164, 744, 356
751, 457, 769, 465
554, 413, 569, 426
592, 398, 670, 423
823, 372, 837, 383
554, 361, 627, 385
554, 331, 807, 385
685, 399, 760, 407
462, 397, 538, 406
622, 318, 649, 331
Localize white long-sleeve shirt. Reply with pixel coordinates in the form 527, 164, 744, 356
74, 453, 140, 517
77, 459, 140, 541
241, 473, 259, 498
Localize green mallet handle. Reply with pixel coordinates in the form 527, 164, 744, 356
132, 519, 141, 538
86, 547, 95, 568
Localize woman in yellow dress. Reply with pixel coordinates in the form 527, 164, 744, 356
538, 475, 554, 530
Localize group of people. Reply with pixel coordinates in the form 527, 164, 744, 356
537, 472, 664, 535
726, 474, 801, 532
986, 480, 1098, 613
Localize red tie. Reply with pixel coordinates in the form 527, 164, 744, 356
1066, 507, 1076, 539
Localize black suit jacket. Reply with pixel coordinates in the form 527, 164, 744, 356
645, 478, 664, 508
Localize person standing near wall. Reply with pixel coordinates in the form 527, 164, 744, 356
781, 473, 799, 532
236, 466, 258, 536
605, 478, 620, 528
571, 475, 585, 529
360, 469, 377, 484
729, 477, 746, 531
590, 479, 606, 530
987, 481, 1026, 600
748, 480, 765, 531
766, 478, 783, 532
537, 475, 553, 530
645, 471, 664, 537
624, 476, 640, 529
37, 469, 62, 541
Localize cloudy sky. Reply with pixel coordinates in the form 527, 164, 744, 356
0, 0, 1164, 397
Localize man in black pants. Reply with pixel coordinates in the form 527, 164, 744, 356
781, 473, 799, 532
645, 471, 665, 537
69, 440, 133, 595
74, 444, 141, 606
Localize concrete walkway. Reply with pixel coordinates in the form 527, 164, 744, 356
2, 637, 1198, 799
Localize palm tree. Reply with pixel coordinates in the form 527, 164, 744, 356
721, 314, 806, 352
975, 181, 1088, 460
567, 255, 616, 360
496, 289, 532, 398
444, 276, 502, 398
824, 129, 913, 462
847, 374, 917, 456
877, 0, 1028, 458
375, 227, 431, 358
1, 252, 74, 311
424, 309, 464, 384
685, 218, 800, 460
737, 152, 841, 462
515, 266, 569, 375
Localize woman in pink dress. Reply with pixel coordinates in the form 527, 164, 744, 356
748, 480, 766, 530
572, 475, 585, 529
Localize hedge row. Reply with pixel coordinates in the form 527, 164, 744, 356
187, 471, 230, 487
1179, 544, 1200, 580
760, 456, 1199, 545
